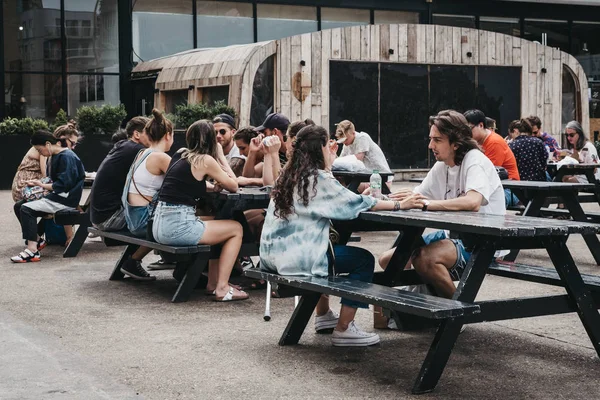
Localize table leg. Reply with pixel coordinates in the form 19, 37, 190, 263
376, 227, 424, 286
110, 244, 139, 280
546, 238, 600, 357
278, 292, 321, 346
346, 179, 360, 194
63, 210, 91, 258
562, 193, 600, 265
503, 194, 546, 262
172, 254, 209, 303
412, 243, 496, 394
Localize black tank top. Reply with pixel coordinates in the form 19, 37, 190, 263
159, 152, 207, 206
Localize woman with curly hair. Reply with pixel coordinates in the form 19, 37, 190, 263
152, 119, 247, 302
259, 124, 424, 346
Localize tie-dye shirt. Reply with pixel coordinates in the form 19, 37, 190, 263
260, 170, 377, 277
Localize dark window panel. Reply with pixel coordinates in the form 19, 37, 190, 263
250, 55, 275, 127
476, 66, 521, 136
4, 73, 63, 119
380, 63, 430, 168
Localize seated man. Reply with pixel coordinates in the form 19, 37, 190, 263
233, 126, 265, 186
213, 114, 246, 176
335, 120, 393, 192
379, 110, 506, 298
508, 119, 548, 182
527, 115, 560, 159
89, 116, 156, 281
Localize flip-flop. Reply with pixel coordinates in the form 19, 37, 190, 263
214, 286, 249, 302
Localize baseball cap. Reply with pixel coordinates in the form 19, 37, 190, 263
212, 113, 236, 129
255, 113, 290, 132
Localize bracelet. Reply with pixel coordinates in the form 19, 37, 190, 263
393, 200, 402, 211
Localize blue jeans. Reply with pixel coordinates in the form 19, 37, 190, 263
153, 202, 206, 246
504, 188, 520, 208
327, 245, 375, 309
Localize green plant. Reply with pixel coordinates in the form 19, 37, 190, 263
50, 108, 69, 132
173, 101, 237, 131
76, 104, 127, 135
0, 117, 49, 135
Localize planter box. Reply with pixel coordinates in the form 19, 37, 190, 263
0, 132, 188, 190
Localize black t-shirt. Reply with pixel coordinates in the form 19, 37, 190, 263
90, 140, 144, 224
158, 152, 207, 207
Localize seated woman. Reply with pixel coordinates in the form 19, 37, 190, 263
260, 124, 423, 347
152, 120, 248, 302
562, 120, 600, 183
11, 130, 85, 263
122, 109, 173, 240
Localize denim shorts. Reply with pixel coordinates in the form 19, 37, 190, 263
152, 202, 206, 246
421, 230, 471, 281
124, 202, 151, 237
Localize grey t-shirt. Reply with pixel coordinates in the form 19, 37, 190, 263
340, 131, 392, 173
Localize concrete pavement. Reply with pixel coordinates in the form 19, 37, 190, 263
1, 186, 600, 399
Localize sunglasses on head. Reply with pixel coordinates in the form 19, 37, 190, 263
216, 129, 228, 135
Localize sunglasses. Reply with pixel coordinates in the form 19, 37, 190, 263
565, 133, 577, 138
216, 129, 228, 136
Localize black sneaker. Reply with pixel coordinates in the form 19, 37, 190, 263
120, 258, 156, 281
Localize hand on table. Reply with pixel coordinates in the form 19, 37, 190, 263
399, 193, 427, 210
389, 188, 414, 201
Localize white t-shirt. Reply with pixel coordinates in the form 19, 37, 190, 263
415, 149, 506, 215
225, 143, 246, 162
340, 131, 392, 173
577, 141, 600, 182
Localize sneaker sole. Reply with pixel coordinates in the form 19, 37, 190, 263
147, 264, 176, 271
315, 320, 338, 333
11, 258, 40, 263
120, 268, 156, 281
331, 337, 381, 347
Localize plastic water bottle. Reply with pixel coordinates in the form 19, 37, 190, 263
370, 169, 382, 199
545, 144, 552, 161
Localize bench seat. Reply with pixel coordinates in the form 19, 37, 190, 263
245, 268, 479, 319
53, 208, 84, 226
89, 227, 258, 302
489, 260, 600, 291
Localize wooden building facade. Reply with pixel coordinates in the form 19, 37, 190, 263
133, 24, 588, 168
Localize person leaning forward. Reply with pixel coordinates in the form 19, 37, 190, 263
378, 110, 506, 299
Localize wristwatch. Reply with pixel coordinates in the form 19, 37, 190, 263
421, 199, 430, 211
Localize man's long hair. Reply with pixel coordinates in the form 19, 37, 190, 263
429, 110, 479, 166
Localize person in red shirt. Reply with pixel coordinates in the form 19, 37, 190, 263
464, 109, 520, 181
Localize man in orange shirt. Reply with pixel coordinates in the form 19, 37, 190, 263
464, 110, 520, 180
464, 109, 520, 206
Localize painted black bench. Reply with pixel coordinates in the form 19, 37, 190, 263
88, 227, 258, 302
489, 260, 600, 291
244, 268, 479, 345
53, 209, 92, 258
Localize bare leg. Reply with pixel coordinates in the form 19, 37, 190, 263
411, 240, 459, 298
336, 305, 358, 331
132, 246, 152, 261
378, 248, 395, 270
316, 295, 330, 316
199, 220, 245, 299
63, 225, 73, 245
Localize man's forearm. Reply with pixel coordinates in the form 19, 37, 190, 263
243, 152, 258, 177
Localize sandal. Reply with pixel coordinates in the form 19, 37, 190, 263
240, 279, 268, 291
205, 283, 242, 296
214, 286, 249, 302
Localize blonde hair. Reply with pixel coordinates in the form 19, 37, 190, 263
335, 120, 355, 137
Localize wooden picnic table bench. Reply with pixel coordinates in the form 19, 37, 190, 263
502, 180, 600, 264
256, 210, 600, 394
88, 227, 258, 302
548, 162, 598, 183
332, 170, 394, 194
90, 187, 270, 302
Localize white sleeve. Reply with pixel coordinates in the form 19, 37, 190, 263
464, 159, 493, 206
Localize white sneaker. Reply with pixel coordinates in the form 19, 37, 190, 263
314, 309, 339, 333
331, 321, 380, 347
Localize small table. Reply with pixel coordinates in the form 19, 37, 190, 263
502, 180, 600, 264
332, 170, 394, 194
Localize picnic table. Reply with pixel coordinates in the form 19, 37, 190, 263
343, 210, 600, 393
502, 180, 600, 264
332, 170, 394, 194
547, 162, 598, 183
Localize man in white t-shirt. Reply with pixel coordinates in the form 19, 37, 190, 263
379, 110, 506, 298
213, 114, 246, 176
336, 120, 392, 174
